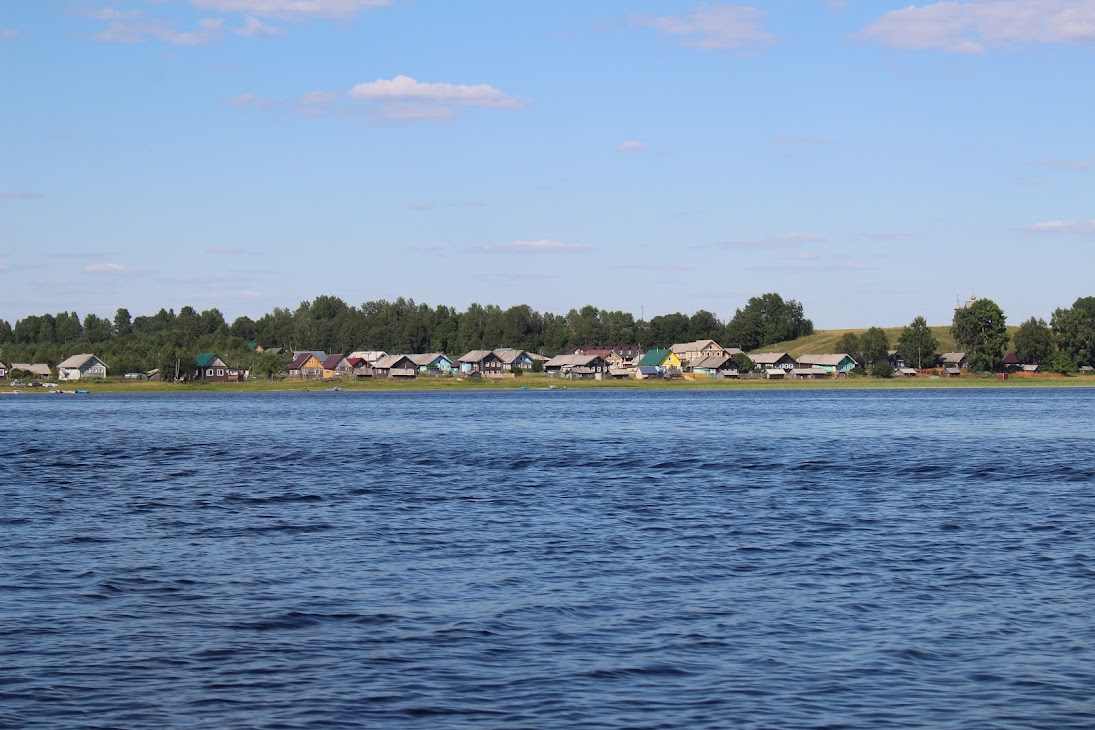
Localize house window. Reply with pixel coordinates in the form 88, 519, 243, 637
206, 369, 213, 376
217, 369, 224, 376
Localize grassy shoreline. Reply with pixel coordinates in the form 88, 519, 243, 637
5, 373, 1094, 394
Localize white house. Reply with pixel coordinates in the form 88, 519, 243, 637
57, 353, 109, 381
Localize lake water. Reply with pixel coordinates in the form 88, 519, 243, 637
3, 388, 1095, 728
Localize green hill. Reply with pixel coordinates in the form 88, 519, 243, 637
754, 325, 1018, 359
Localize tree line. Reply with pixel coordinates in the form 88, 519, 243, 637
0, 293, 813, 376
837, 296, 1095, 376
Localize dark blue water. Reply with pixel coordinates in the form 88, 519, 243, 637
3, 389, 1095, 728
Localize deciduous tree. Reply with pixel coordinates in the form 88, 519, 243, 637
1013, 317, 1053, 365
952, 298, 1008, 371
897, 316, 938, 370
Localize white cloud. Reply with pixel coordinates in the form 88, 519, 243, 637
0, 190, 42, 200
76, 8, 146, 21
1029, 156, 1095, 170
226, 91, 275, 107
349, 75, 522, 108
857, 0, 1095, 53
84, 263, 128, 273
234, 15, 284, 37
0, 28, 20, 39
476, 240, 589, 254
192, 0, 392, 20
95, 18, 224, 46
230, 76, 522, 123
617, 140, 647, 152
299, 90, 338, 104
1023, 219, 1095, 234
630, 4, 777, 50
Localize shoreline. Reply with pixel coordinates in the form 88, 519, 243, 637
5, 374, 1095, 395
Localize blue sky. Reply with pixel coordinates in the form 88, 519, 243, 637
2, 0, 1093, 329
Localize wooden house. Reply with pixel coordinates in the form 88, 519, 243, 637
765, 368, 786, 379
57, 353, 109, 381
791, 366, 829, 379
795, 353, 857, 375
942, 366, 963, 377
408, 353, 453, 375
670, 339, 731, 368
543, 354, 608, 378
1002, 352, 1022, 371
457, 350, 506, 376
0, 361, 7, 379
348, 350, 388, 366
372, 354, 418, 378
896, 367, 918, 377
636, 348, 682, 374
692, 354, 739, 378
571, 347, 626, 368
939, 352, 968, 369
288, 352, 324, 379
11, 363, 52, 379
750, 352, 796, 372
194, 354, 244, 382
494, 348, 536, 370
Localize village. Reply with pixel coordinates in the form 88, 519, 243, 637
2, 340, 1069, 385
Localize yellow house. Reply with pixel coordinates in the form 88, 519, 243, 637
288, 352, 324, 378
637, 349, 681, 369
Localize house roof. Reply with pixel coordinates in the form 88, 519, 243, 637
493, 348, 530, 364
637, 366, 661, 375
637, 349, 672, 366
288, 353, 315, 370
1022, 364, 1039, 372
941, 352, 966, 363
348, 351, 387, 363
11, 363, 52, 377
293, 350, 327, 360
796, 353, 856, 367
544, 354, 603, 367
373, 354, 416, 369
943, 366, 963, 374
408, 353, 451, 366
898, 367, 918, 375
693, 354, 733, 369
195, 353, 222, 368
321, 354, 345, 369
750, 352, 793, 365
572, 347, 620, 359
57, 353, 106, 369
345, 357, 365, 368
457, 350, 498, 363
670, 339, 721, 353
1002, 351, 1021, 365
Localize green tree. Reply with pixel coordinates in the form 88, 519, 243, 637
732, 353, 753, 373
1013, 317, 1054, 365
252, 351, 288, 380
897, 316, 938, 370
1051, 296, 1095, 368
952, 298, 1008, 371
113, 308, 132, 336
860, 327, 890, 368
724, 293, 813, 351
835, 332, 863, 367
869, 360, 893, 378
